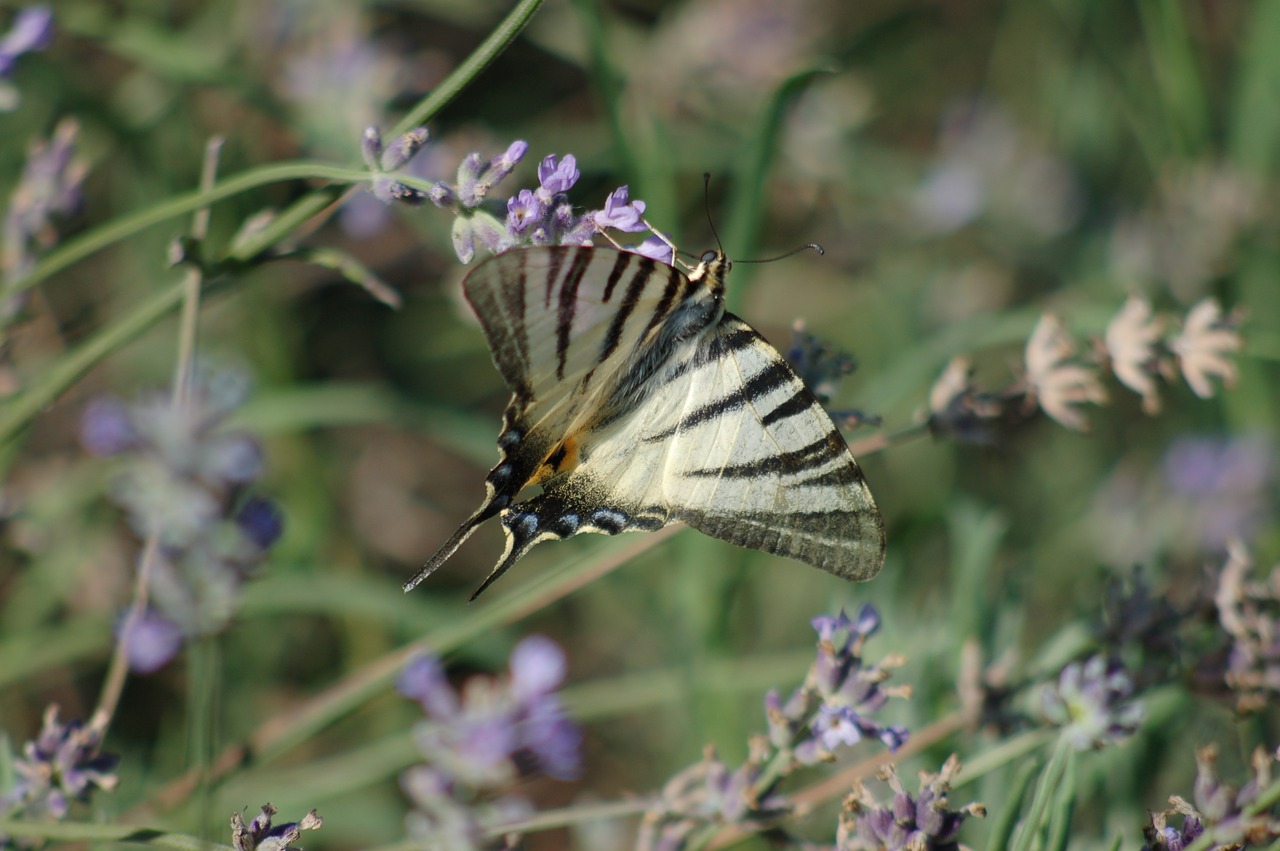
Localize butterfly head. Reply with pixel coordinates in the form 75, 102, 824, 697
691, 249, 730, 299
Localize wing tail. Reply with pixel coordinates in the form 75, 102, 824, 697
402, 502, 497, 592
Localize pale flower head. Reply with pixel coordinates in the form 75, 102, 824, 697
1170, 298, 1241, 399
1024, 313, 1107, 431
1104, 295, 1166, 415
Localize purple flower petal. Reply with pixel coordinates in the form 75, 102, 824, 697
591, 186, 648, 232
510, 635, 567, 698
0, 6, 53, 73
122, 611, 184, 674
80, 397, 136, 456
630, 235, 674, 264
399, 655, 460, 719
537, 154, 579, 196
236, 497, 283, 550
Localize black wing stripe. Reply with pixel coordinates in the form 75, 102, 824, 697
599, 257, 656, 363
555, 248, 593, 380
682, 430, 848, 479
543, 246, 567, 309
637, 264, 684, 342
601, 251, 630, 303
760, 385, 817, 426
646, 359, 795, 442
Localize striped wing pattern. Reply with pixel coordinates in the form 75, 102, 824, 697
404, 245, 884, 598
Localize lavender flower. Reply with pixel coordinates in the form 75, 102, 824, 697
1040, 655, 1144, 750
590, 186, 648, 232
3, 118, 86, 323
1023, 313, 1106, 431
786, 605, 909, 764
231, 804, 323, 851
1143, 745, 1280, 850
642, 607, 909, 849
838, 755, 985, 851
359, 130, 671, 265
398, 636, 580, 849
362, 125, 430, 206
0, 6, 53, 111
636, 743, 788, 851
925, 356, 1005, 445
80, 369, 282, 671
1213, 542, 1280, 713
0, 705, 118, 823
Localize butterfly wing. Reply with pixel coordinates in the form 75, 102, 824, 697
404, 246, 714, 593
656, 315, 884, 580
461, 312, 884, 598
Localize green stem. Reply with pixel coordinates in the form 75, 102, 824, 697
0, 819, 224, 850
0, 163, 367, 306
1011, 735, 1072, 851
391, 0, 544, 137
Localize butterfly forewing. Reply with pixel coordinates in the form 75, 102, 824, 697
408, 245, 885, 597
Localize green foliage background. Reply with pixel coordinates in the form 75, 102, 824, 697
1, 0, 1278, 848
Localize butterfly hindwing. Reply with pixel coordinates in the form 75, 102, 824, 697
406, 245, 885, 597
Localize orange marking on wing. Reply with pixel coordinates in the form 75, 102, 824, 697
529, 433, 582, 486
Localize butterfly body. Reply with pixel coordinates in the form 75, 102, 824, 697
406, 245, 884, 599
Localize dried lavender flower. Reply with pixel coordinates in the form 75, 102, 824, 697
1212, 541, 1280, 713
838, 755, 985, 851
925, 356, 1005, 445
1023, 313, 1106, 431
1143, 745, 1280, 850
0, 705, 117, 824
231, 804, 322, 851
1104, 295, 1167, 414
1170, 299, 1242, 400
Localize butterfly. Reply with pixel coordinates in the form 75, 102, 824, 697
404, 244, 885, 599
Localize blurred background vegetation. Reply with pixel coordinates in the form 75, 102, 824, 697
1, 0, 1278, 848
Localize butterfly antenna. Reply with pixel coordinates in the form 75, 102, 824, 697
702, 172, 725, 254
736, 243, 825, 264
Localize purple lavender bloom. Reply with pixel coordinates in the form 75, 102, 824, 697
4, 119, 86, 305
1041, 655, 1144, 750
505, 189, 546, 236
510, 634, 567, 699
591, 186, 648, 232
486, 141, 527, 187
121, 609, 184, 674
236, 497, 283, 550
231, 804, 323, 851
2, 705, 118, 822
83, 370, 280, 672
400, 638, 581, 845
380, 127, 430, 172
399, 654, 460, 719
80, 397, 138, 456
630, 235, 675, 264
843, 757, 983, 851
0, 6, 52, 78
536, 154, 579, 200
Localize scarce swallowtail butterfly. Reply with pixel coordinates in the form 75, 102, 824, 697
405, 244, 885, 599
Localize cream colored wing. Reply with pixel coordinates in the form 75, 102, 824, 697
464, 312, 884, 599
405, 246, 721, 594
